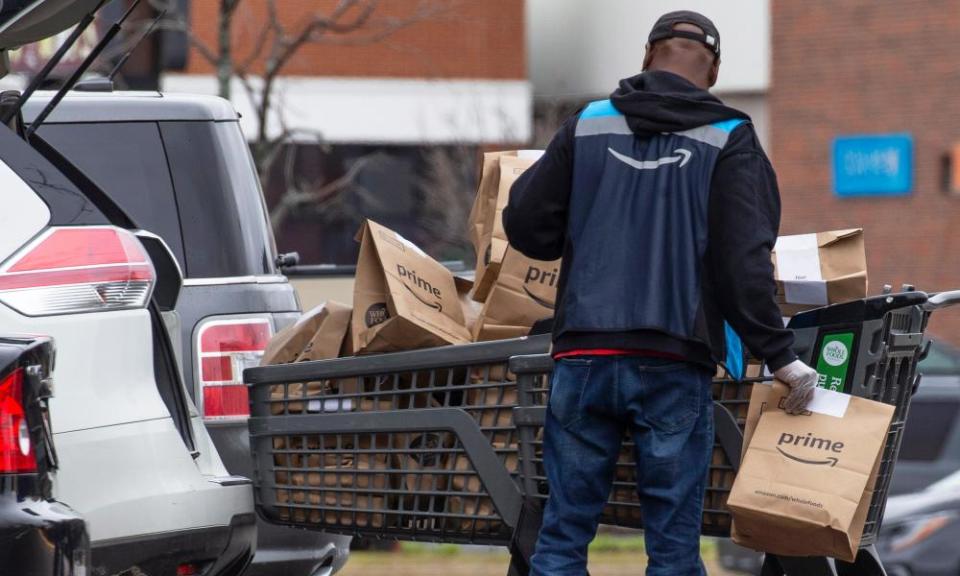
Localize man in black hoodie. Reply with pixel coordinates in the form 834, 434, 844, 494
504, 11, 818, 575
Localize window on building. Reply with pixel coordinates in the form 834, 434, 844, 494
263, 142, 478, 267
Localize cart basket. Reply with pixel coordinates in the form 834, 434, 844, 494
245, 289, 960, 572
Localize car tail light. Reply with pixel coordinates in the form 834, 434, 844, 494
197, 319, 272, 421
0, 226, 155, 316
0, 368, 36, 473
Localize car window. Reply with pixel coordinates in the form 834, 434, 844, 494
919, 342, 960, 374
159, 120, 277, 278
36, 121, 187, 268
898, 399, 960, 461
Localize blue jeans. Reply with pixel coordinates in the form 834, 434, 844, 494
531, 356, 714, 576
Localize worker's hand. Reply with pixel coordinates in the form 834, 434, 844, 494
774, 359, 818, 415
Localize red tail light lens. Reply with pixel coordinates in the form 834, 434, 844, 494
0, 368, 36, 473
0, 226, 155, 316
197, 319, 272, 421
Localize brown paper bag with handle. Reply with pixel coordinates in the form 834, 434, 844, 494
473, 247, 560, 342
728, 383, 893, 562
262, 301, 352, 415
468, 152, 506, 292
471, 152, 543, 302
739, 381, 773, 462
455, 276, 484, 336
352, 220, 471, 353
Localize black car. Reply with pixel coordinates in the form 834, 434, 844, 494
0, 335, 89, 576
24, 89, 350, 576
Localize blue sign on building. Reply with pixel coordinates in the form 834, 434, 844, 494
832, 133, 913, 197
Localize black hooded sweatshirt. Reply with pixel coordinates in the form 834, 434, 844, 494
503, 71, 797, 371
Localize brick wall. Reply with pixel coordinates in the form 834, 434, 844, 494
185, 0, 525, 79
771, 0, 960, 342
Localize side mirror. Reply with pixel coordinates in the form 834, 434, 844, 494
276, 251, 300, 269
135, 230, 181, 311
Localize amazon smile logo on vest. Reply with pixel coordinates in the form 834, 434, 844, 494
608, 147, 692, 170
776, 432, 844, 467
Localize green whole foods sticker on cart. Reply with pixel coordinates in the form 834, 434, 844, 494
816, 332, 855, 392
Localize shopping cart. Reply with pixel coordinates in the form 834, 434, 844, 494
245, 288, 960, 576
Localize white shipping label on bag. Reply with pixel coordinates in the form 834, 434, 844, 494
784, 280, 829, 305
775, 233, 829, 305
517, 149, 545, 161
804, 387, 851, 418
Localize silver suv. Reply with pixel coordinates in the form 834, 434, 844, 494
24, 88, 350, 576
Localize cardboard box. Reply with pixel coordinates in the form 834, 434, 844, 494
353, 220, 471, 353
773, 229, 867, 317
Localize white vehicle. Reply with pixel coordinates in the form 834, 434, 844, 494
0, 2, 255, 575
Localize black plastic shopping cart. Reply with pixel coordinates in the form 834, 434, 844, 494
245, 288, 960, 576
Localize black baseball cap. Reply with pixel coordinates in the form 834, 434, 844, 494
648, 10, 721, 58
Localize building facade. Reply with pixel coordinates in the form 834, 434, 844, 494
526, 0, 770, 147
167, 0, 530, 145
162, 0, 529, 266
770, 0, 960, 342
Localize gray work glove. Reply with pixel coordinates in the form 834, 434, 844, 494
774, 359, 818, 414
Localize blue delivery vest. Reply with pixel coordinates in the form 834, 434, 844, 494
558, 99, 746, 371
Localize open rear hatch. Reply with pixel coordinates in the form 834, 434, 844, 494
0, 0, 102, 56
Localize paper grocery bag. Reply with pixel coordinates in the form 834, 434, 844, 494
278, 433, 394, 528
474, 247, 560, 342
728, 383, 893, 562
455, 276, 484, 336
262, 301, 352, 415
773, 229, 867, 317
353, 220, 471, 353
739, 380, 774, 462
468, 152, 505, 288
471, 151, 543, 302
262, 301, 350, 365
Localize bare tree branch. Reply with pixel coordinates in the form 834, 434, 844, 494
169, 0, 463, 235
235, 15, 272, 72
270, 153, 384, 228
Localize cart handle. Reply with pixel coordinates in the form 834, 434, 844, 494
923, 290, 960, 311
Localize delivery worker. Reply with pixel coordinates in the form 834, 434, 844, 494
503, 11, 818, 576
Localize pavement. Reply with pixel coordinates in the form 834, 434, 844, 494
339, 550, 737, 575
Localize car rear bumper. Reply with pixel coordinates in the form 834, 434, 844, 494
0, 495, 89, 576
209, 423, 351, 575
92, 512, 256, 576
